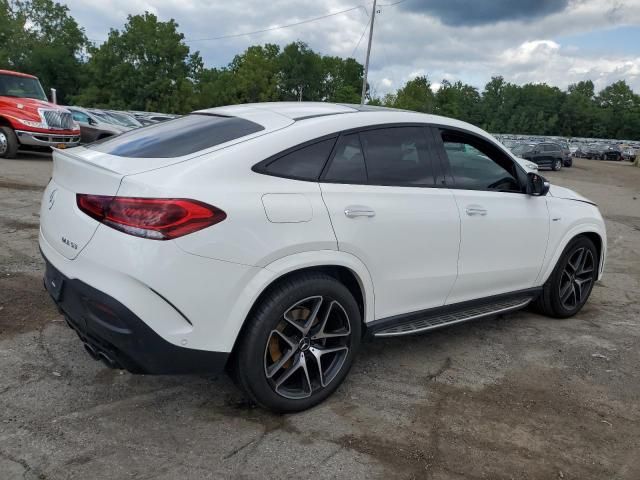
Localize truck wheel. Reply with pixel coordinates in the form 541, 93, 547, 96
0, 127, 19, 159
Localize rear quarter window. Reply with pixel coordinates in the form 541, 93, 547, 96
87, 114, 264, 158
253, 137, 337, 181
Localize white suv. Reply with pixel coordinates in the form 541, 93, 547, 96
40, 103, 606, 412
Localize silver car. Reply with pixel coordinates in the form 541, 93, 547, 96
65, 106, 130, 144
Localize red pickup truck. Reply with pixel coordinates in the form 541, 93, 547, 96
0, 69, 80, 158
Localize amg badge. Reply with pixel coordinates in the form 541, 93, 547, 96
61, 236, 78, 250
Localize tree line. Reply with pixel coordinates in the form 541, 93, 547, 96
2, 0, 639, 140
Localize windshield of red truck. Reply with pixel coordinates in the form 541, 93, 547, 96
0, 74, 47, 101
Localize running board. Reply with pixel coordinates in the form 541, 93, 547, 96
369, 290, 540, 338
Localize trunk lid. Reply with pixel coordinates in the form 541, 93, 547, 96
40, 149, 123, 260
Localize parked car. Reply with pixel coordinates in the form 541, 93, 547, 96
622, 147, 637, 162
105, 110, 143, 129
40, 103, 606, 412
511, 142, 564, 170
559, 142, 572, 167
66, 106, 129, 143
0, 69, 80, 158
584, 144, 606, 160
601, 145, 623, 161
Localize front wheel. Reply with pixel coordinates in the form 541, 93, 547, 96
232, 272, 361, 412
0, 126, 19, 159
535, 236, 598, 318
552, 159, 562, 171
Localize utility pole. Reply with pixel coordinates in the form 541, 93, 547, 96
360, 0, 377, 105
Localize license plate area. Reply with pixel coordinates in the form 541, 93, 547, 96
45, 261, 65, 301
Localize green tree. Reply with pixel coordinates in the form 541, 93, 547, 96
559, 80, 597, 136
321, 56, 362, 103
386, 76, 435, 113
0, 0, 88, 103
435, 80, 481, 124
227, 44, 281, 104
278, 41, 323, 101
75, 12, 200, 113
596, 80, 640, 139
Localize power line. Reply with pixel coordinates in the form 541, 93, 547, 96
378, 0, 408, 6
87, 1, 407, 47
351, 15, 372, 58
185, 5, 367, 43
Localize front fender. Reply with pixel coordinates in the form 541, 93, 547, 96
538, 220, 606, 284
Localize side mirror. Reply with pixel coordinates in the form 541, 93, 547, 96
526, 172, 550, 196
88, 117, 97, 126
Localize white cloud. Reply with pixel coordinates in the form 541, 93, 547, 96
63, 0, 640, 95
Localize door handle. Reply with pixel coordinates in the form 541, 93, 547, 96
465, 206, 487, 216
344, 206, 376, 218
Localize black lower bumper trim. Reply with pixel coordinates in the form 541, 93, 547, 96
42, 255, 229, 375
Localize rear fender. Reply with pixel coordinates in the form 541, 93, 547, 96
225, 250, 376, 348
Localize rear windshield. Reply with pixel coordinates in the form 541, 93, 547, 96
87, 114, 264, 158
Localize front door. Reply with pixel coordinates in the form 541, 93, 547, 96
432, 128, 550, 304
319, 126, 461, 320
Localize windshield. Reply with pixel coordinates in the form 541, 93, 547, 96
107, 112, 141, 128
0, 73, 47, 101
91, 111, 119, 125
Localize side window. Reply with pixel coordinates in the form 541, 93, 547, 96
359, 127, 434, 186
323, 134, 367, 184
440, 130, 522, 192
258, 138, 336, 181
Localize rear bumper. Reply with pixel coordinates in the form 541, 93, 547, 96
42, 254, 229, 374
16, 129, 80, 148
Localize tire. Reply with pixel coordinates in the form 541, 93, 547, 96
0, 126, 19, 159
564, 157, 572, 167
232, 272, 361, 412
534, 236, 598, 319
552, 159, 562, 171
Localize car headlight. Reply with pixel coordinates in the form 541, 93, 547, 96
18, 118, 47, 128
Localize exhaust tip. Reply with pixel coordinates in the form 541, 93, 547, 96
83, 342, 100, 360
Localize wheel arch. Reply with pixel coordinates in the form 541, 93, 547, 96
539, 226, 606, 284
0, 115, 12, 128
227, 251, 375, 355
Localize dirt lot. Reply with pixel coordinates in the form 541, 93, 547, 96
1, 153, 639, 480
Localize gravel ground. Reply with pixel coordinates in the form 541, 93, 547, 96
1, 153, 639, 480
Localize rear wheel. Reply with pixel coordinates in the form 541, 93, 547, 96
535, 236, 598, 318
232, 272, 361, 412
552, 158, 562, 171
0, 127, 19, 159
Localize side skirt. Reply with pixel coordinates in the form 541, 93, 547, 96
367, 288, 542, 338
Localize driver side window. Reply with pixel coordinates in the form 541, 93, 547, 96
439, 130, 522, 192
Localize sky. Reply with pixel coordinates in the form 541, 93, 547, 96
63, 0, 640, 96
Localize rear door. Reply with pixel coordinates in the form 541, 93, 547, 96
320, 126, 460, 320
432, 127, 549, 304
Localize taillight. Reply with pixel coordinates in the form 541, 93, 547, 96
76, 195, 226, 240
